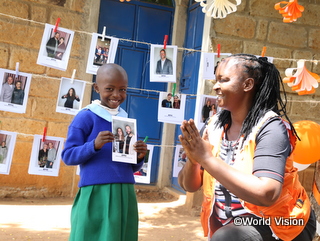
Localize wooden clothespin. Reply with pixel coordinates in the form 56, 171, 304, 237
163, 35, 168, 49
53, 18, 61, 32
42, 127, 47, 142
101, 26, 107, 41
261, 46, 267, 57
70, 69, 76, 84
217, 44, 221, 58
15, 62, 19, 79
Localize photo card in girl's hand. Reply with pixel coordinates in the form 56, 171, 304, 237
112, 116, 137, 164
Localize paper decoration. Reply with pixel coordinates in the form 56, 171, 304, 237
274, 0, 304, 23
196, 0, 241, 19
283, 59, 320, 95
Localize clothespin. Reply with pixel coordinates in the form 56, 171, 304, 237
261, 46, 267, 57
53, 18, 61, 33
163, 35, 168, 49
101, 26, 107, 41
217, 44, 221, 58
15, 62, 19, 79
143, 136, 149, 143
42, 127, 47, 142
70, 69, 76, 84
172, 83, 176, 96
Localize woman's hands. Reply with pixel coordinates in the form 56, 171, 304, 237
178, 119, 213, 166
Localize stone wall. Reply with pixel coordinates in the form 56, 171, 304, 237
0, 0, 100, 198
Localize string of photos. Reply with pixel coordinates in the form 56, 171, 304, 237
0, 12, 319, 188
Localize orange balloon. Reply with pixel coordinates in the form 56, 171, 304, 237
292, 121, 320, 164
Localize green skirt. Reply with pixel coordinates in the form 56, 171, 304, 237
69, 183, 138, 241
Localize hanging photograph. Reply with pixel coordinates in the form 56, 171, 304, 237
0, 68, 32, 114
0, 131, 17, 175
202, 52, 232, 80
150, 44, 177, 83
112, 116, 137, 164
158, 92, 186, 125
56, 77, 86, 115
37, 23, 74, 71
172, 145, 187, 177
134, 144, 154, 184
28, 135, 64, 177
196, 94, 220, 131
86, 33, 119, 75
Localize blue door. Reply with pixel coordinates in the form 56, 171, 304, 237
95, 0, 174, 183
171, 0, 205, 191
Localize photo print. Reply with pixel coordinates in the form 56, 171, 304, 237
172, 145, 187, 177
158, 92, 186, 125
37, 23, 74, 71
28, 135, 64, 177
0, 68, 32, 114
0, 131, 17, 175
134, 144, 154, 184
86, 33, 119, 75
150, 44, 177, 83
56, 77, 86, 115
111, 116, 137, 164
196, 94, 220, 130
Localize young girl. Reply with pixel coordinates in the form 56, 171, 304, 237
61, 88, 80, 109
62, 63, 147, 241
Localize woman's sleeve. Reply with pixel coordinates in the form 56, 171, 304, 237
253, 117, 291, 183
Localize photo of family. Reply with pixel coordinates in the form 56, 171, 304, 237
28, 135, 64, 177
111, 116, 137, 164
37, 23, 74, 71
158, 92, 186, 125
195, 94, 220, 130
86, 33, 119, 75
0, 68, 32, 114
202, 52, 232, 80
56, 77, 86, 115
0, 131, 17, 175
150, 44, 177, 83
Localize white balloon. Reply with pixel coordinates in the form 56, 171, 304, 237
293, 162, 311, 171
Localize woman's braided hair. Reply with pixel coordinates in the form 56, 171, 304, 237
215, 53, 297, 141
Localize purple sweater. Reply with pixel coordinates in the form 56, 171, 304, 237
61, 108, 143, 187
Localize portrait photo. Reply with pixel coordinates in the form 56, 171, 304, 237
0, 68, 32, 114
150, 44, 177, 83
28, 135, 64, 177
111, 116, 137, 164
201, 52, 232, 80
56, 77, 86, 115
0, 131, 17, 175
134, 144, 154, 184
172, 145, 186, 177
86, 33, 119, 75
158, 92, 186, 125
37, 23, 74, 71
195, 94, 220, 130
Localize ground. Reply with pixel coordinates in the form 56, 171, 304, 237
0, 189, 207, 241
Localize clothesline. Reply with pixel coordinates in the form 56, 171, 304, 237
1, 12, 320, 63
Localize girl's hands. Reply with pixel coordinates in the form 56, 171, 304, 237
134, 140, 147, 160
94, 131, 114, 150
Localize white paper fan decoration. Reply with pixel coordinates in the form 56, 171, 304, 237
195, 0, 242, 19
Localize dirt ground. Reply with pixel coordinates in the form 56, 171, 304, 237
0, 189, 207, 241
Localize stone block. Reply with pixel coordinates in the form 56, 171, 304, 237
249, 0, 282, 19
256, 20, 269, 41
213, 14, 256, 39
309, 28, 320, 50
0, 46, 9, 68
10, 48, 46, 74
0, 0, 29, 19
211, 37, 243, 55
31, 5, 47, 22
268, 22, 307, 48
298, 4, 320, 27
